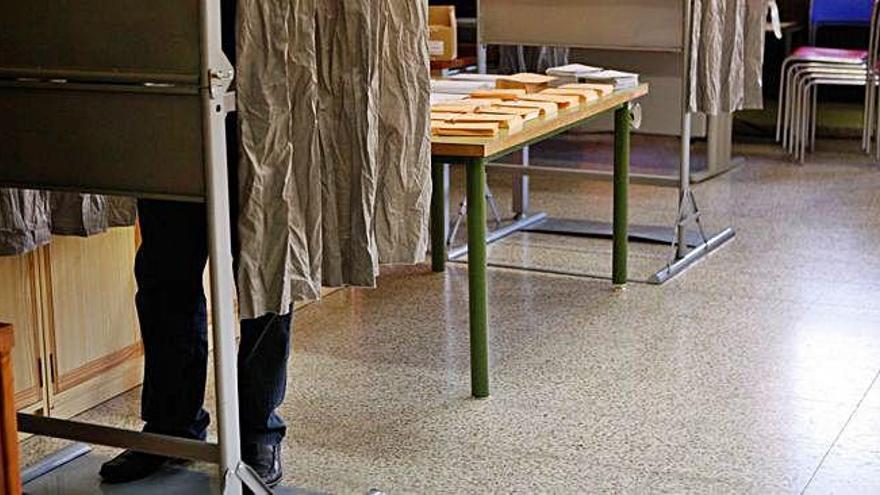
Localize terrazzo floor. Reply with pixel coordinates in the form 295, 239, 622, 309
20, 137, 880, 494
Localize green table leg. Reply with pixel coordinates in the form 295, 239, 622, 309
613, 105, 631, 288
466, 157, 490, 398
431, 159, 446, 273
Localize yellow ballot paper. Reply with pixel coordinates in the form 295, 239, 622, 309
456, 98, 504, 107
430, 112, 464, 121
477, 105, 541, 122
497, 100, 558, 117
560, 83, 615, 97
496, 73, 557, 93
452, 113, 524, 134
432, 122, 501, 137
431, 103, 482, 113
469, 89, 527, 101
540, 88, 600, 104
520, 93, 580, 109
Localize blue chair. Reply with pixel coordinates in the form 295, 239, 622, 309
811, 0, 875, 43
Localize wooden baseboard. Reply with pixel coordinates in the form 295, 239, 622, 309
50, 355, 144, 420
55, 343, 143, 394
13, 387, 40, 413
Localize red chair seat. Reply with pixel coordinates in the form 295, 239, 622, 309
790, 46, 868, 64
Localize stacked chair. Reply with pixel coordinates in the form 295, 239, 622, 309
776, 0, 880, 163
810, 0, 877, 43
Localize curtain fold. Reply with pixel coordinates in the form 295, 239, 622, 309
236, 0, 431, 319
689, 0, 768, 114
0, 190, 135, 256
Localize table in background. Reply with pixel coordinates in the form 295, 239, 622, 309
430, 84, 649, 398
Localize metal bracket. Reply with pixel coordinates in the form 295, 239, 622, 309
209, 67, 234, 100
629, 102, 643, 130
669, 188, 709, 261
648, 187, 735, 284
447, 186, 503, 247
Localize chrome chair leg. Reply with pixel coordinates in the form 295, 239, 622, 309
777, 58, 795, 142
811, 87, 818, 153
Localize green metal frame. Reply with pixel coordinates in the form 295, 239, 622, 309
466, 158, 490, 398
430, 103, 633, 399
613, 105, 631, 287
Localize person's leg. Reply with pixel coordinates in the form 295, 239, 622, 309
238, 312, 292, 445
136, 200, 211, 439
100, 200, 210, 484
237, 311, 292, 487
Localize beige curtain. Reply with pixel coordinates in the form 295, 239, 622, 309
236, 0, 431, 319
689, 0, 768, 114
0, 189, 50, 256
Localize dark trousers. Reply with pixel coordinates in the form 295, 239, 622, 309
134, 91, 291, 445
135, 200, 291, 447
134, 0, 288, 447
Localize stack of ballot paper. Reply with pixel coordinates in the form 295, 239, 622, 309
496, 73, 558, 93
430, 93, 467, 105
448, 73, 507, 83
577, 70, 639, 90
469, 89, 527, 101
519, 93, 580, 110
477, 105, 540, 122
452, 113, 524, 133
541, 87, 601, 104
498, 100, 557, 117
559, 83, 615, 98
430, 121, 501, 137
547, 65, 639, 90
430, 79, 496, 95
546, 63, 604, 82
430, 75, 622, 138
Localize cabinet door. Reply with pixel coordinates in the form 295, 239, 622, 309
0, 253, 45, 413
44, 228, 143, 419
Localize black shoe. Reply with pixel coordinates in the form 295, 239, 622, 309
99, 450, 184, 484
242, 443, 283, 488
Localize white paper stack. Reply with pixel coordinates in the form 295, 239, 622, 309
430, 79, 495, 95
578, 70, 639, 90
545, 63, 604, 83
430, 93, 467, 105
546, 64, 639, 90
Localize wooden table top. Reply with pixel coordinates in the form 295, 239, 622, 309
431, 83, 649, 159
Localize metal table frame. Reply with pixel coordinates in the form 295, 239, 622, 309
431, 90, 644, 398
0, 1, 265, 493
470, 0, 736, 283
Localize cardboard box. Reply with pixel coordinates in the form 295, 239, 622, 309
429, 6, 458, 62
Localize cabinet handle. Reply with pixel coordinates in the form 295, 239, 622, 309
37, 357, 43, 389
49, 354, 57, 383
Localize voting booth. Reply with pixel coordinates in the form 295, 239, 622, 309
474, 0, 737, 283
0, 1, 265, 493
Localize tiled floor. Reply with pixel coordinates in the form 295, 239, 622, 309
21, 137, 880, 494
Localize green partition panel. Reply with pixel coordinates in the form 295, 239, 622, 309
0, 0, 201, 83
0, 84, 206, 200
479, 0, 684, 51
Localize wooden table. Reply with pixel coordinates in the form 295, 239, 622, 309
430, 84, 649, 398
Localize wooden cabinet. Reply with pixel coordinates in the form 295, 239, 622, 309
0, 227, 142, 423
0, 254, 45, 415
